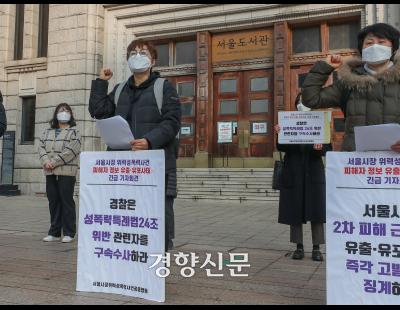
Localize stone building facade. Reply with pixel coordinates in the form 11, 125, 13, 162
0, 4, 399, 195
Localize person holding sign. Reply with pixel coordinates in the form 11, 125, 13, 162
275, 94, 332, 261
0, 90, 6, 138
38, 103, 81, 243
302, 23, 400, 153
88, 39, 181, 252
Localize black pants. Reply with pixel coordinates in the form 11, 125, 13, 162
46, 175, 76, 238
165, 196, 175, 252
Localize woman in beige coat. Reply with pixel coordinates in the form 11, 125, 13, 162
38, 103, 81, 243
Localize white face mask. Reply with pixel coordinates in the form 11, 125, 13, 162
128, 54, 151, 73
362, 44, 392, 64
297, 102, 311, 112
57, 111, 71, 123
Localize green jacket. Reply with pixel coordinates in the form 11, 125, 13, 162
302, 56, 400, 151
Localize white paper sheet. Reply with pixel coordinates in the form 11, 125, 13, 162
354, 123, 400, 151
95, 115, 134, 150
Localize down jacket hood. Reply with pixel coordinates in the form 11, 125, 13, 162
337, 54, 400, 92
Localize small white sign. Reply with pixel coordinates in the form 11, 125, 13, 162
252, 122, 267, 134
181, 126, 191, 135
278, 111, 330, 144
232, 122, 238, 134
218, 122, 233, 143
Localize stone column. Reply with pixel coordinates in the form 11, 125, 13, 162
387, 4, 400, 29
273, 21, 290, 154
195, 31, 213, 168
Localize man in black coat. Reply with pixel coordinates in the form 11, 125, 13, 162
89, 39, 181, 252
0, 90, 7, 138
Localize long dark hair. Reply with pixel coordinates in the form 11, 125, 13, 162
49, 103, 76, 129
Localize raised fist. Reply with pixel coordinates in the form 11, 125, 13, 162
99, 68, 113, 81
326, 54, 343, 70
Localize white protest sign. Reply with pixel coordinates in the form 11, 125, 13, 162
326, 151, 400, 305
278, 111, 330, 144
218, 121, 233, 143
76, 150, 165, 302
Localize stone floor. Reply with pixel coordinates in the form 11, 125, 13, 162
0, 195, 326, 305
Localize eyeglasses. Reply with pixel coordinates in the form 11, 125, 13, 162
129, 49, 150, 57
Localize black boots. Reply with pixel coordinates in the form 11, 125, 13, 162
292, 244, 324, 261
292, 244, 304, 260
312, 245, 324, 261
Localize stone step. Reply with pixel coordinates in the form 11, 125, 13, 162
177, 186, 275, 191
0, 184, 21, 196
72, 168, 277, 201
177, 181, 273, 186
176, 194, 279, 201
177, 168, 273, 172
177, 187, 278, 193
177, 174, 274, 178
0, 189, 21, 196
177, 169, 273, 176
177, 189, 279, 197
178, 177, 273, 181
178, 168, 273, 172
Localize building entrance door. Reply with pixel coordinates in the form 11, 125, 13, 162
212, 69, 274, 162
165, 75, 197, 157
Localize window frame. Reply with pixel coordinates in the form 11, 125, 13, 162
220, 78, 237, 94
174, 40, 197, 66
250, 98, 269, 114
328, 20, 361, 52
219, 99, 238, 115
20, 96, 36, 145
37, 4, 49, 58
250, 77, 269, 92
153, 42, 170, 67
14, 4, 25, 60
177, 81, 195, 98
152, 36, 197, 68
291, 24, 322, 55
180, 102, 195, 117
290, 16, 361, 56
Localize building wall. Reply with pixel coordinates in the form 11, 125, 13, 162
102, 4, 366, 169
0, 4, 400, 194
0, 4, 105, 194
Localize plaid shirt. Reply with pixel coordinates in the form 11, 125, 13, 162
38, 126, 81, 176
